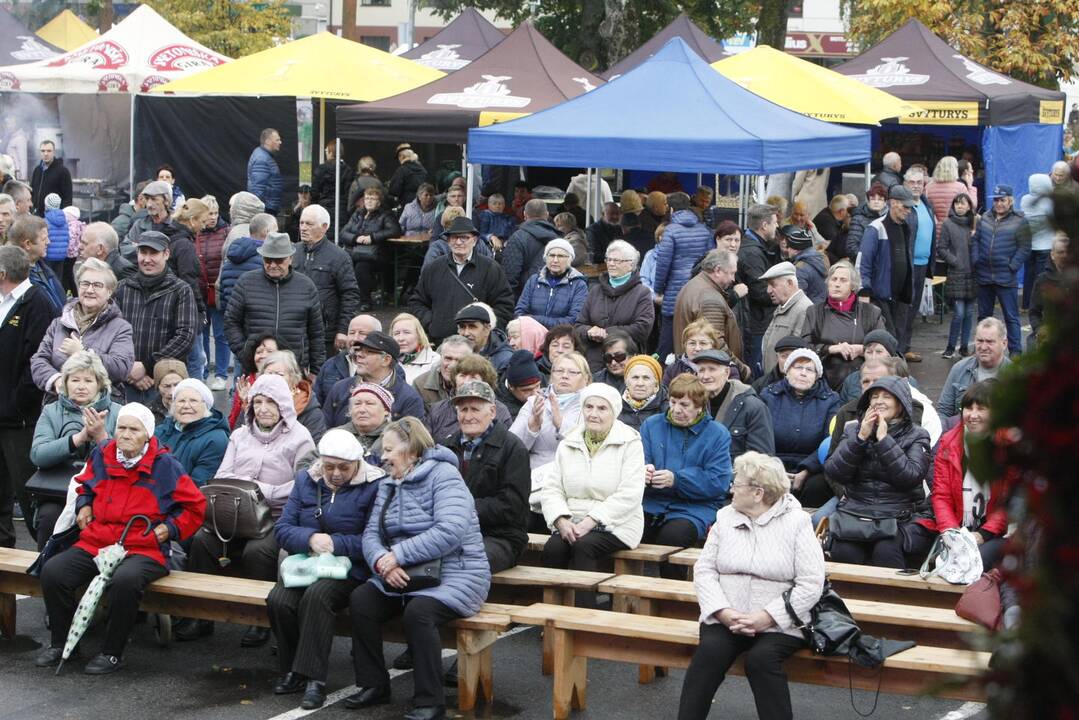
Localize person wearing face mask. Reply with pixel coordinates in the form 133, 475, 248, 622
592, 331, 636, 393
618, 354, 668, 431
514, 239, 588, 330
845, 183, 889, 262
152, 378, 229, 487
693, 350, 774, 460
825, 376, 934, 569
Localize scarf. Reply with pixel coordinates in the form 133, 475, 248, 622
132, 270, 169, 294
667, 407, 706, 427
400, 350, 418, 364
583, 428, 609, 455
554, 390, 578, 410
116, 442, 149, 469
826, 292, 857, 313
622, 388, 657, 411
73, 302, 101, 334
608, 272, 631, 288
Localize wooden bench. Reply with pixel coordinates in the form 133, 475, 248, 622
669, 550, 966, 609
513, 603, 989, 719
0, 548, 514, 711
526, 533, 679, 575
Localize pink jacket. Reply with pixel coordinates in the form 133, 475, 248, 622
216, 374, 316, 515
64, 208, 84, 258
925, 181, 977, 239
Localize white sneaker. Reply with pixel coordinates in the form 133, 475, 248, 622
209, 377, 228, 391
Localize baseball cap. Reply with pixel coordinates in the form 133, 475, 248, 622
354, 331, 400, 361
135, 231, 169, 252
888, 184, 916, 208
990, 184, 1014, 199
452, 380, 496, 405
693, 349, 732, 366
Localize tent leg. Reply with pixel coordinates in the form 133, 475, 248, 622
865, 160, 871, 192
461, 144, 467, 179
755, 175, 766, 204
129, 94, 135, 198
319, 99, 326, 159
334, 136, 341, 245
584, 169, 592, 227
464, 149, 475, 220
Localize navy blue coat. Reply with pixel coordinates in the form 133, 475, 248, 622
761, 378, 840, 471
218, 236, 263, 312
313, 351, 350, 406
153, 409, 231, 487
514, 268, 588, 329
971, 208, 1032, 288
247, 146, 282, 212
322, 365, 426, 428
653, 210, 713, 318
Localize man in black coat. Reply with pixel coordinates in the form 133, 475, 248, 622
442, 381, 530, 573
585, 202, 623, 264
224, 231, 325, 374
501, 198, 559, 295
29, 140, 72, 216
409, 216, 514, 345
0, 245, 57, 545
737, 203, 781, 377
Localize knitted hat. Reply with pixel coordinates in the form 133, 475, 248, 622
783, 348, 823, 377
622, 354, 661, 383
544, 238, 575, 262
318, 428, 364, 462
117, 402, 155, 438
350, 382, 394, 413
862, 329, 899, 357
152, 358, 189, 384
580, 382, 623, 417
44, 193, 62, 211
505, 349, 542, 387
173, 378, 213, 408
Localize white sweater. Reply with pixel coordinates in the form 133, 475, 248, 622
693, 494, 825, 638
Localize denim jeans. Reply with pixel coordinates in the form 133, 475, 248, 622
947, 298, 975, 351
186, 335, 207, 381
202, 307, 231, 379
899, 263, 928, 354
1021, 249, 1049, 309
977, 283, 1022, 355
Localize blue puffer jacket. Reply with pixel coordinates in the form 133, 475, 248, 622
276, 459, 384, 582
971, 207, 1032, 288
218, 236, 263, 312
313, 351, 350, 406
640, 412, 732, 538
761, 378, 840, 471
514, 267, 588, 329
247, 146, 282, 212
153, 409, 231, 487
653, 210, 713, 317
44, 208, 70, 262
792, 247, 827, 304
362, 445, 491, 616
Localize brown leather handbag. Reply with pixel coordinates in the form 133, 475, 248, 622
954, 569, 1003, 630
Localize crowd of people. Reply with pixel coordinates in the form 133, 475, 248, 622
0, 128, 1073, 720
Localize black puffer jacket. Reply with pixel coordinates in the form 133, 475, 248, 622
339, 207, 401, 255
824, 376, 932, 516
801, 299, 886, 390
291, 239, 361, 339
223, 268, 326, 373
502, 220, 559, 295
845, 202, 885, 261
164, 224, 207, 320
386, 160, 428, 208
737, 228, 781, 335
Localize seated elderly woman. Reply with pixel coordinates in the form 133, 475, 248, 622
591, 330, 637, 394
640, 374, 732, 579
37, 403, 206, 674
574, 239, 654, 372
916, 380, 1007, 569
348, 418, 490, 719
181, 374, 317, 645
30, 351, 123, 548
390, 312, 441, 385
268, 429, 383, 710
824, 376, 934, 569
426, 353, 513, 442
618, 354, 668, 431
153, 378, 230, 486
337, 383, 393, 462
678, 452, 825, 720
148, 359, 188, 424
540, 383, 645, 605
760, 348, 840, 506
31, 257, 134, 401
514, 238, 589, 330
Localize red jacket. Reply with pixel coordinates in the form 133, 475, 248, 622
195, 220, 230, 307
74, 437, 206, 566
917, 423, 1007, 536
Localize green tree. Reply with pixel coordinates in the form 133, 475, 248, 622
141, 0, 292, 58
843, 0, 1079, 89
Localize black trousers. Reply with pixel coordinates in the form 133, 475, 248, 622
830, 522, 935, 569
483, 535, 519, 575
41, 547, 168, 657
34, 500, 64, 551
642, 516, 698, 580
0, 426, 36, 547
349, 581, 461, 708
266, 577, 359, 681
186, 528, 280, 581
677, 623, 805, 720
542, 530, 628, 607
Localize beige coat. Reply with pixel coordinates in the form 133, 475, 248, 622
672, 270, 743, 358
762, 289, 814, 373
540, 419, 645, 548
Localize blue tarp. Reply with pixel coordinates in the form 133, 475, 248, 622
466, 37, 871, 175
983, 123, 1064, 204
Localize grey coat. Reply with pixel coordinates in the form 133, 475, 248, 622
713, 380, 775, 459
938, 210, 976, 301
31, 300, 134, 396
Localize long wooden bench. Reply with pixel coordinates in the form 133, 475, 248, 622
0, 548, 514, 711
513, 603, 989, 719
526, 532, 676, 574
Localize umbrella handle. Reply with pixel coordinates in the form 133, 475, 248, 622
119, 514, 154, 546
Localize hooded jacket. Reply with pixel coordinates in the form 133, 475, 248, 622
641, 412, 733, 537
218, 235, 263, 311
502, 220, 560, 295
217, 375, 317, 515
801, 298, 886, 390
713, 379, 775, 459
971, 206, 1032, 288
653, 210, 714, 318
276, 458, 383, 582
247, 146, 282, 212
153, 409, 231, 487
223, 192, 265, 253
825, 376, 932, 515
845, 201, 886, 261
514, 267, 588, 329
31, 300, 135, 397
574, 272, 655, 371
44, 208, 71, 262
761, 378, 840, 471
792, 247, 828, 303
30, 392, 122, 470
1019, 174, 1055, 252
362, 445, 491, 617
291, 237, 361, 340
938, 196, 977, 301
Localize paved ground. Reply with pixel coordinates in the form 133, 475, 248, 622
1, 306, 1001, 720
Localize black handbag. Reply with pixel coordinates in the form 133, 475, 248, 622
26, 524, 81, 577
350, 243, 379, 262
378, 483, 441, 593
782, 581, 863, 657
829, 503, 899, 542
200, 477, 275, 550
25, 462, 83, 501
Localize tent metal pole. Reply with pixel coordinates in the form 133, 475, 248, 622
865, 160, 871, 192
460, 144, 466, 177
594, 170, 602, 223
585, 169, 592, 227
756, 175, 766, 203
334, 136, 341, 245
319, 98, 325, 158
464, 146, 474, 220
714, 173, 719, 202
696, 172, 702, 190
129, 94, 135, 198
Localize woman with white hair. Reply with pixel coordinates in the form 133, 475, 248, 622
678, 451, 825, 720
153, 378, 230, 487
390, 312, 440, 384
514, 238, 589, 329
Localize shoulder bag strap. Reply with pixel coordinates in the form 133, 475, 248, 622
378, 483, 397, 551
448, 265, 480, 303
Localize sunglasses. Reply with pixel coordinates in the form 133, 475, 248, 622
263, 256, 289, 265
603, 351, 628, 364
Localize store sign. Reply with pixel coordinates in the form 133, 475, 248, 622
1040, 100, 1064, 125
898, 101, 979, 126
784, 32, 851, 57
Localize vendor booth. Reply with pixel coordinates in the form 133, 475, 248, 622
601, 13, 730, 80
35, 9, 98, 53
402, 8, 506, 71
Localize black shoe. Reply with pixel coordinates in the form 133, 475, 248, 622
392, 647, 413, 669
942, 348, 956, 359
84, 653, 124, 675
240, 625, 271, 647
301, 680, 326, 710
405, 706, 446, 720
274, 672, 306, 695
443, 658, 458, 687
175, 619, 214, 641
34, 645, 70, 667
343, 685, 391, 709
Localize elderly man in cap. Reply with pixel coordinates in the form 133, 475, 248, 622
972, 184, 1031, 356
124, 180, 177, 247
693, 349, 774, 460
780, 225, 826, 303
759, 262, 813, 374
857, 183, 916, 345
113, 231, 198, 404
224, 231, 325, 375
455, 303, 513, 374
443, 380, 530, 574
409, 215, 514, 345
313, 314, 382, 406
321, 330, 425, 428
79, 222, 135, 281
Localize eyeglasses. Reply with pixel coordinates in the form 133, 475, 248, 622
78, 280, 106, 291
551, 368, 583, 377
263, 256, 289, 265
603, 351, 628, 364
730, 482, 760, 491
605, 256, 632, 265
685, 339, 713, 349
547, 252, 571, 260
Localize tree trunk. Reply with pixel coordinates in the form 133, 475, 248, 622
756, 0, 788, 50
99, 0, 114, 33
342, 0, 357, 41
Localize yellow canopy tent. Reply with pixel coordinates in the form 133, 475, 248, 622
35, 9, 97, 52
712, 46, 917, 125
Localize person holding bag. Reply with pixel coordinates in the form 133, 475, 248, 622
346, 417, 490, 720
824, 376, 934, 569
267, 429, 383, 710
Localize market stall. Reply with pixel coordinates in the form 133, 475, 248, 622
401, 8, 506, 72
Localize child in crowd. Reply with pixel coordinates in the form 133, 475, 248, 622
478, 193, 517, 254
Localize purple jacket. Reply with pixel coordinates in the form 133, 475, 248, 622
31, 300, 134, 396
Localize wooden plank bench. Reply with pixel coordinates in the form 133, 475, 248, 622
513, 603, 989, 719
526, 532, 680, 575
669, 549, 966, 609
0, 547, 515, 711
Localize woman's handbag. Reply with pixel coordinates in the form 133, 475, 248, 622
954, 569, 1004, 630
920, 527, 983, 585
783, 581, 863, 657
378, 483, 441, 593
25, 524, 81, 577
25, 462, 82, 502
200, 478, 274, 551
350, 244, 379, 262
829, 503, 899, 543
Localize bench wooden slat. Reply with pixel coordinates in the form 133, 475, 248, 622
610, 544, 676, 563
492, 566, 613, 591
